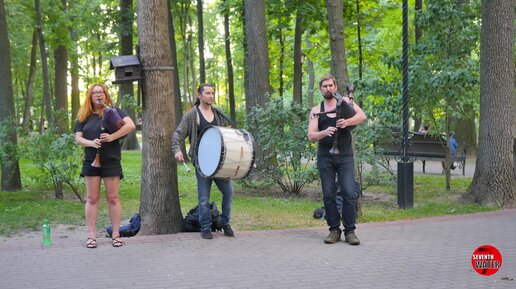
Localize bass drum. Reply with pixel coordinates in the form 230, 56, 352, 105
196, 126, 255, 180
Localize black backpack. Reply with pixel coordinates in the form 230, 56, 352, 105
182, 202, 222, 232
106, 213, 141, 237
312, 180, 361, 220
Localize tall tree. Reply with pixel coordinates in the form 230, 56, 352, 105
54, 0, 69, 133
326, 0, 349, 87
354, 0, 363, 81
244, 0, 271, 170
196, 0, 205, 83
305, 38, 315, 108
178, 0, 191, 105
267, 1, 290, 98
21, 30, 38, 133
244, 0, 271, 111
168, 0, 188, 160
0, 0, 22, 191
413, 0, 423, 131
292, 0, 304, 104
222, 0, 236, 124
415, 0, 422, 43
463, 0, 515, 207
70, 28, 80, 120
188, 32, 197, 100
137, 0, 183, 234
455, 105, 478, 157
119, 0, 140, 150
35, 0, 52, 132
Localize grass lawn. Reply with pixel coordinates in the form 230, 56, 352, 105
0, 151, 495, 236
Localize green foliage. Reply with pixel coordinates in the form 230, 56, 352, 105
354, 124, 397, 190
349, 75, 403, 190
0, 119, 20, 168
409, 0, 481, 131
120, 93, 138, 111
19, 129, 83, 201
247, 98, 318, 195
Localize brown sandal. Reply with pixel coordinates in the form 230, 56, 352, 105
86, 238, 97, 249
112, 236, 124, 247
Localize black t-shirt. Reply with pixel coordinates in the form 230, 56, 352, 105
197, 106, 218, 135
317, 102, 353, 156
74, 108, 128, 167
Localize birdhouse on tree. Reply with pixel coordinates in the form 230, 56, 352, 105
110, 55, 141, 84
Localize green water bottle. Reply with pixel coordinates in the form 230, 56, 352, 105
42, 219, 52, 246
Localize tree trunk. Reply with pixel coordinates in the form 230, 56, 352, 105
244, 0, 272, 170
278, 31, 284, 97
168, 0, 188, 161
137, 0, 183, 234
196, 0, 205, 83
326, 0, 349, 87
188, 32, 197, 102
463, 0, 516, 208
22, 30, 38, 133
119, 0, 140, 151
35, 0, 53, 132
0, 0, 22, 191
305, 37, 315, 108
70, 27, 80, 122
54, 0, 69, 133
355, 0, 363, 80
292, 0, 303, 104
244, 0, 271, 110
223, 0, 236, 124
54, 44, 68, 133
119, 0, 135, 106
243, 2, 248, 111
179, 1, 190, 105
455, 107, 477, 156
415, 0, 422, 43
97, 33, 102, 76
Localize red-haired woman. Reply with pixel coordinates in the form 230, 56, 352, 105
74, 83, 135, 248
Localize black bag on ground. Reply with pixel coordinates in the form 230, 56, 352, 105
313, 180, 361, 220
182, 202, 222, 232
106, 213, 141, 237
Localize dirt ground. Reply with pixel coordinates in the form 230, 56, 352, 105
0, 224, 92, 247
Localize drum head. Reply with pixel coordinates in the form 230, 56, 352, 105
197, 127, 222, 177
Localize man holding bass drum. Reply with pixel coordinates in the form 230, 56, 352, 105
172, 83, 255, 240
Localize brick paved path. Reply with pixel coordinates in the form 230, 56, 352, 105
1, 209, 515, 289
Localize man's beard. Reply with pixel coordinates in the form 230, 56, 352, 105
323, 91, 334, 100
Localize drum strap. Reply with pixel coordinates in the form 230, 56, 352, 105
218, 110, 236, 128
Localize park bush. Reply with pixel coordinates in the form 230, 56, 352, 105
247, 98, 318, 195
19, 129, 84, 202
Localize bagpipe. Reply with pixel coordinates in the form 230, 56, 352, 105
91, 100, 125, 168
313, 84, 357, 155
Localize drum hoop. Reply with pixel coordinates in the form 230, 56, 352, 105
195, 125, 225, 178
239, 129, 256, 180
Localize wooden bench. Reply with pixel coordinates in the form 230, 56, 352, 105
378, 132, 467, 175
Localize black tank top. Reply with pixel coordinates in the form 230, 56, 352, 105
197, 107, 217, 135
317, 101, 353, 155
